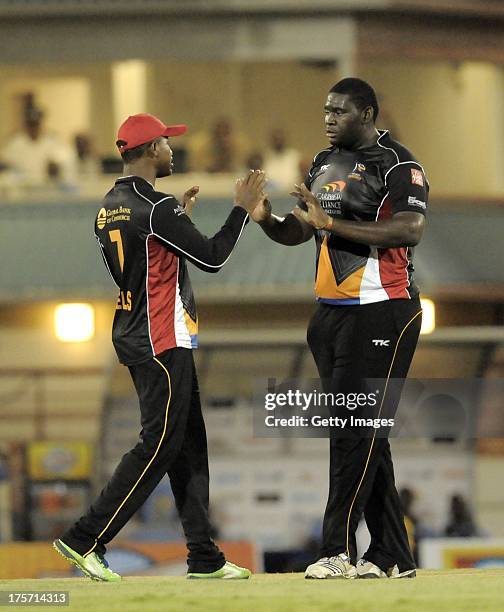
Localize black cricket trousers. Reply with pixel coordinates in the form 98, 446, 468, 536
307, 297, 422, 573
62, 347, 225, 573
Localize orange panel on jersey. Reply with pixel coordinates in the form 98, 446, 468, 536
315, 236, 365, 300
183, 310, 198, 337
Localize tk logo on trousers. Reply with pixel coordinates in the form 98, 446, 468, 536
372, 339, 390, 346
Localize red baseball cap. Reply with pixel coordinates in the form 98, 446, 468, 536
116, 113, 187, 152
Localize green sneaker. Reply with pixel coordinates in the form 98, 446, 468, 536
187, 561, 251, 580
53, 539, 121, 582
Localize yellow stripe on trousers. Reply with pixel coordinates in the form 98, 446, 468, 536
345, 310, 422, 557
83, 357, 172, 557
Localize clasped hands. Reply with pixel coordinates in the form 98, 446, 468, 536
290, 184, 332, 231
249, 181, 332, 231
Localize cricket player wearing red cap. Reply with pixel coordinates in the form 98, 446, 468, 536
53, 113, 266, 581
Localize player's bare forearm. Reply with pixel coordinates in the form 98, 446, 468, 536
258, 213, 313, 246
327, 212, 425, 248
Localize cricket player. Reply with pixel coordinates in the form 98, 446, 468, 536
252, 78, 427, 579
54, 113, 265, 581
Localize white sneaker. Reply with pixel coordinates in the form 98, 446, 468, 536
388, 564, 416, 579
356, 558, 417, 579
305, 554, 357, 580
356, 559, 387, 579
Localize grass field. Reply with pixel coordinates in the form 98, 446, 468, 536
2, 570, 504, 612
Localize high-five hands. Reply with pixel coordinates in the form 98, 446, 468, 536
249, 196, 272, 223
235, 170, 268, 215
182, 185, 199, 218
290, 183, 332, 231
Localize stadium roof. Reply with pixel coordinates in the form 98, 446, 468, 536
0, 0, 503, 19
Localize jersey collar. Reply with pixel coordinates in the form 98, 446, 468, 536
116, 175, 155, 189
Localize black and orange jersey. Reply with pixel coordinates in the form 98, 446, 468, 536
95, 176, 248, 365
305, 130, 428, 305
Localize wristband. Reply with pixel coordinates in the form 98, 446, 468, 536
324, 216, 333, 231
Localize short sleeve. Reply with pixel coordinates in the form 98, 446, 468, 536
386, 163, 429, 216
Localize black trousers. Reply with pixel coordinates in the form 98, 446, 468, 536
62, 348, 225, 573
307, 298, 422, 573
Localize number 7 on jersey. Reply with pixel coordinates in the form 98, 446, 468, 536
109, 229, 124, 272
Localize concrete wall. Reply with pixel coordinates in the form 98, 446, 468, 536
359, 59, 504, 197
0, 302, 114, 442
475, 456, 504, 536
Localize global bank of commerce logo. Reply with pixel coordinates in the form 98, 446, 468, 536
97, 207, 107, 230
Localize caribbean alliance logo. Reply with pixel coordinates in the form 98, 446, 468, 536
318, 180, 347, 202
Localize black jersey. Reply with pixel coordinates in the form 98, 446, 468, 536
305, 130, 428, 305
94, 176, 248, 365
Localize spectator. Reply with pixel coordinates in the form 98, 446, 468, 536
245, 151, 264, 172
263, 128, 301, 192
187, 117, 248, 173
444, 494, 479, 537
74, 133, 100, 179
1, 107, 76, 190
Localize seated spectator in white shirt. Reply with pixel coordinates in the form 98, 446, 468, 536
1, 109, 77, 191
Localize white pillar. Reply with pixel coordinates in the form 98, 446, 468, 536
112, 60, 149, 131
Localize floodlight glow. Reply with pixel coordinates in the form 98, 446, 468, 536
420, 298, 435, 335
55, 303, 95, 342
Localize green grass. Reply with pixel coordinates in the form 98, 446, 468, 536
2, 570, 504, 612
